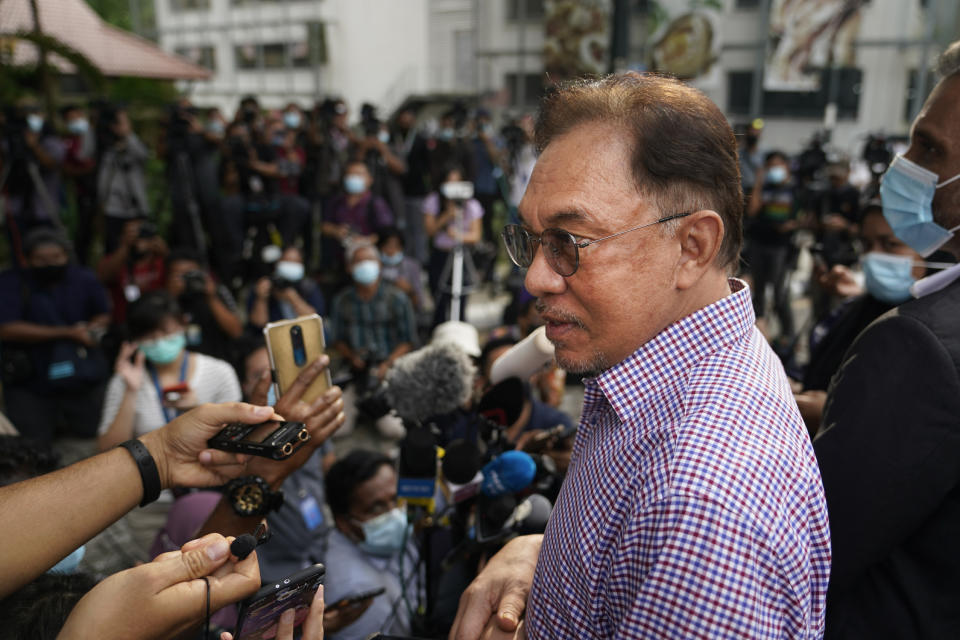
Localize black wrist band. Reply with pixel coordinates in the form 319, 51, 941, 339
119, 439, 162, 507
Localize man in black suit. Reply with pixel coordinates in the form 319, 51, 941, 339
814, 40, 960, 639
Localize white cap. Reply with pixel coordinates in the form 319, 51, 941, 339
431, 321, 481, 358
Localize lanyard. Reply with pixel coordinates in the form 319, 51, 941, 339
149, 352, 189, 424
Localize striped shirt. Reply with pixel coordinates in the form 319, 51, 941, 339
526, 280, 830, 639
330, 282, 417, 364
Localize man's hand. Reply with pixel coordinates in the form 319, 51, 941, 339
140, 402, 281, 490
449, 535, 543, 640
254, 276, 272, 300
818, 264, 864, 299
247, 356, 345, 487
67, 323, 96, 347
58, 533, 260, 640
116, 341, 146, 391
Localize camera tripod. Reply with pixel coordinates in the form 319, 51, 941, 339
437, 203, 479, 322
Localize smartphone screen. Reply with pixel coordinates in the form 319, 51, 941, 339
233, 565, 325, 640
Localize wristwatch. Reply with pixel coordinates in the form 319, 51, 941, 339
223, 475, 284, 517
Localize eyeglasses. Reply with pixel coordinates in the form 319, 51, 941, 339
501, 212, 691, 277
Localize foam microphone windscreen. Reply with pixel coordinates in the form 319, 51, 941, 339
385, 342, 476, 423
481, 450, 537, 497
489, 326, 555, 385
442, 439, 483, 485
477, 377, 526, 427
515, 493, 552, 535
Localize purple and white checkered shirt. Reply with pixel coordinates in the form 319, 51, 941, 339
526, 280, 830, 639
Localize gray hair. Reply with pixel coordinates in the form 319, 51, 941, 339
936, 40, 960, 78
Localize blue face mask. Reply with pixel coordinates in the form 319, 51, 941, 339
266, 384, 277, 406
68, 118, 89, 135
880, 155, 960, 257
344, 174, 367, 195
378, 130, 391, 144
767, 166, 788, 184
48, 545, 86, 574
357, 508, 409, 557
352, 260, 380, 285
27, 114, 44, 133
140, 332, 187, 365
207, 120, 224, 135
284, 111, 302, 129
862, 252, 917, 305
381, 252, 404, 266
439, 128, 455, 141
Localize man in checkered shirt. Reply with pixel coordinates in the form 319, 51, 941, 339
450, 74, 830, 639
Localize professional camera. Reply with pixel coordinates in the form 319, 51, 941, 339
359, 102, 381, 137
138, 221, 158, 239
181, 270, 207, 297
269, 274, 295, 291
863, 133, 893, 177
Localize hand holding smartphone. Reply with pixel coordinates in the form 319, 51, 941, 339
232, 564, 325, 640
264, 315, 331, 406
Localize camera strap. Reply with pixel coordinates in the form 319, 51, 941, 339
149, 351, 190, 423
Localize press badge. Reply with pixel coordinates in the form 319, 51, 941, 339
298, 495, 324, 530
48, 361, 75, 380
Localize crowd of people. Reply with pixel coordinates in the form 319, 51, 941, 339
2, 37, 960, 640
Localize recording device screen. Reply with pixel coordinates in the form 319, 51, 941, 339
207, 420, 309, 460
233, 565, 325, 640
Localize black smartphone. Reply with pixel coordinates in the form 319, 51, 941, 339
207, 420, 310, 460
232, 564, 325, 640
329, 586, 386, 610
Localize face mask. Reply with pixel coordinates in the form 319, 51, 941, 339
377, 130, 391, 144
272, 134, 285, 146
275, 260, 305, 282
381, 252, 404, 266
27, 114, 43, 132
357, 508, 408, 557
140, 331, 187, 365
439, 128, 455, 141
68, 118, 89, 135
880, 154, 960, 257
352, 260, 380, 285
284, 111, 301, 129
767, 166, 788, 184
482, 124, 494, 137
48, 545, 86, 574
32, 264, 67, 285
266, 384, 277, 406
861, 252, 917, 305
344, 174, 367, 195
207, 120, 224, 135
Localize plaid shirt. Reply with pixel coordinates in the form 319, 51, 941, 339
526, 280, 830, 639
330, 281, 417, 364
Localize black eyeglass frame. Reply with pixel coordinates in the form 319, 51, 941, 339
502, 212, 692, 277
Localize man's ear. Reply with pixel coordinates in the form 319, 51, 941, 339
675, 210, 724, 290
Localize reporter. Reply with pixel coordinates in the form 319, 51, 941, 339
0, 402, 278, 599
58, 533, 260, 640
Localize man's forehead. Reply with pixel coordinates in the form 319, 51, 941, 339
912, 75, 960, 146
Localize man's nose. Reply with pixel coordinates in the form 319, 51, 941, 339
524, 244, 567, 298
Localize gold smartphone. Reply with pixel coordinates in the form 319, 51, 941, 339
263, 315, 331, 405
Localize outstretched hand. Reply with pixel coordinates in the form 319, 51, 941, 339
140, 402, 282, 490
58, 533, 260, 640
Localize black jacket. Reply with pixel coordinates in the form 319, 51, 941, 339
815, 274, 960, 638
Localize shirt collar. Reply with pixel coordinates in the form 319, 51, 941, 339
588, 279, 755, 424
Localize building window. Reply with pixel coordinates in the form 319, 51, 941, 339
727, 68, 862, 119
235, 45, 258, 70
234, 42, 312, 71
505, 72, 544, 107
506, 0, 545, 21
734, 0, 761, 8
175, 46, 216, 71
170, 0, 210, 10
905, 68, 936, 121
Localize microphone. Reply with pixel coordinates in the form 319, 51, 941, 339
477, 377, 526, 427
489, 326, 554, 385
480, 450, 537, 497
385, 342, 476, 424
397, 424, 439, 509
513, 493, 552, 535
442, 439, 484, 485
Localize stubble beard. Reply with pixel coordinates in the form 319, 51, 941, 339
536, 300, 610, 376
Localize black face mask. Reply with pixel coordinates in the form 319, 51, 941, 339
31, 264, 67, 285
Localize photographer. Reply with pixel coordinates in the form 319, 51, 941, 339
423, 165, 484, 326
160, 100, 209, 253
357, 103, 406, 224
0, 106, 66, 253
0, 229, 110, 443
97, 217, 168, 324
165, 248, 243, 367
247, 246, 326, 330
97, 105, 150, 254
60, 104, 98, 265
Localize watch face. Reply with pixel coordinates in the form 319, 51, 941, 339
233, 481, 265, 516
